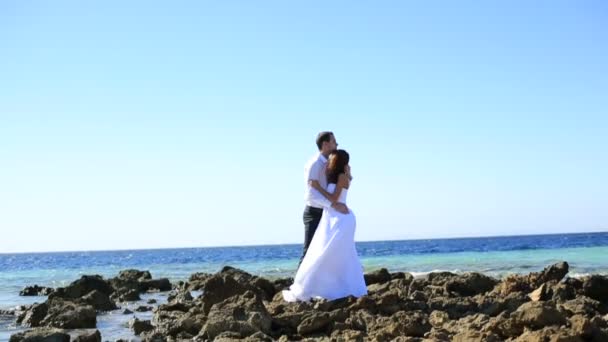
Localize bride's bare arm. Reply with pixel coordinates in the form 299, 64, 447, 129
308, 173, 349, 203
309, 180, 334, 202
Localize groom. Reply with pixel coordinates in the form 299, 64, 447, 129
299, 131, 349, 266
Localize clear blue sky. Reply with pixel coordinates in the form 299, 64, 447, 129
1, 1, 607, 253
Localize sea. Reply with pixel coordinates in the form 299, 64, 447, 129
1, 232, 607, 341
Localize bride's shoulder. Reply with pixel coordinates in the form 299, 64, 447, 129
337, 173, 350, 185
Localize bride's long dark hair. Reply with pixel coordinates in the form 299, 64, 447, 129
326, 149, 350, 184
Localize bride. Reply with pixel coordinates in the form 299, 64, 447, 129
283, 149, 368, 302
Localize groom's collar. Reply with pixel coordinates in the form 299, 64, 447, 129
319, 153, 328, 163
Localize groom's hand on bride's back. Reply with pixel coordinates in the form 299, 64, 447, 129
331, 202, 349, 214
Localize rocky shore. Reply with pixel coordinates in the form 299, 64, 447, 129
3, 262, 608, 341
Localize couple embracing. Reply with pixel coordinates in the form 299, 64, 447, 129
283, 131, 368, 302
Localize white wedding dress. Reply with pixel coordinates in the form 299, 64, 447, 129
283, 183, 368, 302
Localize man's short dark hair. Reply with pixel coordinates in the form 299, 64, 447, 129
316, 131, 334, 150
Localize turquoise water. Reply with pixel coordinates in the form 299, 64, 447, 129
361, 245, 608, 277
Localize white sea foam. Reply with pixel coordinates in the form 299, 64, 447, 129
568, 272, 593, 278
409, 269, 462, 278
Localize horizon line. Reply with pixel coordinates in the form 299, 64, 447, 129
1, 229, 606, 256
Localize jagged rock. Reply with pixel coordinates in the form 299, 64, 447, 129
17, 302, 48, 327
527, 280, 577, 303
569, 314, 596, 339
251, 277, 278, 301
452, 330, 501, 342
200, 290, 272, 339
198, 272, 262, 314
40, 299, 97, 329
445, 272, 498, 297
140, 278, 172, 292
49, 275, 114, 301
156, 300, 193, 313
216, 266, 277, 300
368, 278, 410, 299
347, 295, 378, 313
81, 289, 117, 311
428, 296, 478, 319
297, 312, 332, 335
409, 290, 427, 301
20, 285, 54, 296
529, 283, 550, 302
219, 266, 252, 280
364, 268, 391, 286
535, 262, 570, 284
442, 313, 490, 335
591, 314, 607, 328
313, 296, 357, 312
186, 272, 212, 291
391, 271, 414, 281
109, 270, 171, 298
482, 300, 571, 340
117, 269, 152, 282
272, 310, 307, 335
9, 327, 70, 342
429, 310, 450, 328
180, 315, 206, 336
424, 327, 451, 341
374, 290, 402, 315
406, 277, 425, 292
476, 291, 529, 317
482, 311, 520, 338
552, 281, 578, 302
493, 262, 569, 296
111, 288, 140, 302
140, 330, 168, 342
559, 296, 606, 317
108, 277, 140, 294
330, 329, 366, 341
370, 310, 431, 339
210, 331, 242, 340
167, 290, 193, 303
73, 329, 101, 342
17, 278, 112, 330
512, 326, 583, 342
428, 272, 459, 286
0, 309, 15, 316
511, 301, 567, 330
130, 317, 155, 335
272, 278, 293, 293
150, 309, 188, 337
582, 275, 608, 304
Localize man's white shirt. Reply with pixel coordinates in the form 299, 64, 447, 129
304, 153, 332, 209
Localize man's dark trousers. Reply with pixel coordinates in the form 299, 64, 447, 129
298, 206, 324, 267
